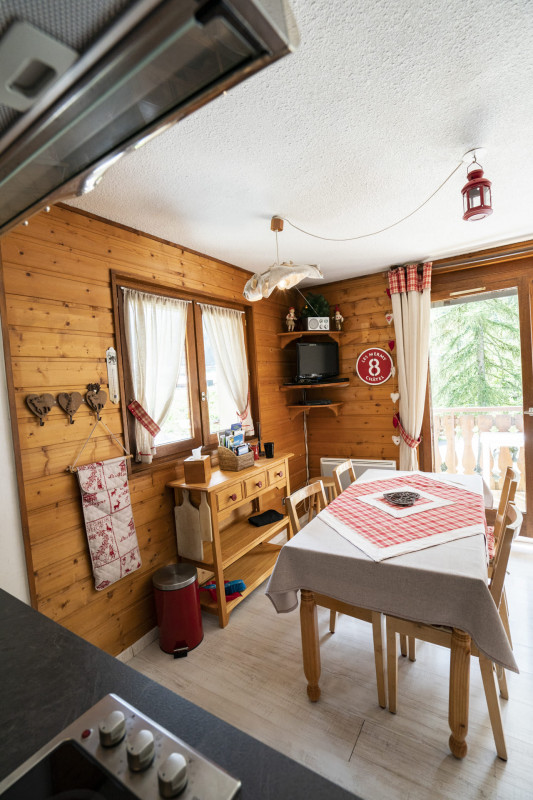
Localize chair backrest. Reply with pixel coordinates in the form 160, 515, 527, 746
489, 501, 522, 610
286, 481, 328, 534
492, 471, 518, 557
332, 460, 356, 496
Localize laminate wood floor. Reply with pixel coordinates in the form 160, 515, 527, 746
127, 543, 533, 799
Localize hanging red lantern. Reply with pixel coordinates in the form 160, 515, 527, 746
461, 160, 493, 221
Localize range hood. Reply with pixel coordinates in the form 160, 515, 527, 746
0, 0, 297, 234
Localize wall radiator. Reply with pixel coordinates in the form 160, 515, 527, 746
320, 458, 397, 492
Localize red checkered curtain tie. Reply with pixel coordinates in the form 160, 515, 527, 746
388, 262, 432, 470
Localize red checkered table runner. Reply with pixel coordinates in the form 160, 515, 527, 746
321, 473, 486, 561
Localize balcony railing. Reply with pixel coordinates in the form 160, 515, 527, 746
432, 406, 525, 510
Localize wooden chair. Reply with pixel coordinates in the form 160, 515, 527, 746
486, 467, 517, 564
386, 500, 522, 760
309, 476, 337, 505
332, 459, 357, 496
286, 480, 387, 708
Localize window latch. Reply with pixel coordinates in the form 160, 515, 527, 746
201, 391, 207, 402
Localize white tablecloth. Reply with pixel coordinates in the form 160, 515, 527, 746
266, 470, 518, 672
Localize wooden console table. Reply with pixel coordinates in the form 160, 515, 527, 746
167, 453, 293, 627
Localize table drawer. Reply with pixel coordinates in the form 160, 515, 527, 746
267, 463, 286, 486
216, 482, 243, 512
244, 470, 267, 497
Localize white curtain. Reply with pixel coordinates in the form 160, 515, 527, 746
388, 263, 432, 470
123, 288, 189, 463
199, 303, 252, 431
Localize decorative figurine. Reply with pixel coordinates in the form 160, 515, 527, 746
334, 305, 344, 331
286, 306, 297, 332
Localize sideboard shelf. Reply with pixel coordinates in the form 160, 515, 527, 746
277, 330, 342, 348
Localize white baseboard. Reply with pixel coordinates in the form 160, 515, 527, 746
116, 626, 158, 662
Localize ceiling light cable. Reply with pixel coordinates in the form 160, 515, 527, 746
280, 161, 464, 242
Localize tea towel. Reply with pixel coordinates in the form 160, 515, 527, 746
77, 457, 141, 590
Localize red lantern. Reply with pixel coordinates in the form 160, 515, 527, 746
461, 161, 493, 221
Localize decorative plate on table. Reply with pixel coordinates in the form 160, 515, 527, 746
383, 491, 420, 507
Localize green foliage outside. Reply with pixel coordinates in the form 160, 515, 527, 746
299, 292, 330, 318
429, 294, 522, 408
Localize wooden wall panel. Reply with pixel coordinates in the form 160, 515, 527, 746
304, 271, 400, 477
0, 205, 304, 655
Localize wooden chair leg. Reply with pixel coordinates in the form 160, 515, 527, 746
408, 636, 416, 662
329, 610, 336, 633
479, 655, 508, 760
386, 619, 398, 713
496, 664, 509, 701
500, 590, 513, 648
400, 633, 408, 657
371, 612, 387, 709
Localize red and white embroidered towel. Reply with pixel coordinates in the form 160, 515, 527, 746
77, 457, 141, 590
320, 473, 486, 561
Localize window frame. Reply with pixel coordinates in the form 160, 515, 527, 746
111, 272, 258, 472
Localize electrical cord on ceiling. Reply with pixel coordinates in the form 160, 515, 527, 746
280, 161, 464, 242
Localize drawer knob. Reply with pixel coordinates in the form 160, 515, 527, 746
256, 481, 263, 488
276, 471, 283, 477
230, 493, 237, 501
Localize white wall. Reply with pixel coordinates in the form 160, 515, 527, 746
0, 320, 30, 603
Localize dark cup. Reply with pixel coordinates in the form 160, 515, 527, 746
264, 442, 274, 458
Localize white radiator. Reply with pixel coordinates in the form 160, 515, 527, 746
320, 457, 397, 492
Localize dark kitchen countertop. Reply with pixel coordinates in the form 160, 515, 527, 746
0, 589, 360, 799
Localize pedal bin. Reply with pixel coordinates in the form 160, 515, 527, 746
152, 564, 203, 656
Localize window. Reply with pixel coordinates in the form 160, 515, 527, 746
112, 275, 255, 467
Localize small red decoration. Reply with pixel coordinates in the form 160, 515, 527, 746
461, 160, 493, 221
386, 288, 391, 297
388, 340, 395, 350
393, 416, 399, 428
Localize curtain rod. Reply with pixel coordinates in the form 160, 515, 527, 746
434, 244, 533, 271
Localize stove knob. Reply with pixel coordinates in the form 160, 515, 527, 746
98, 710, 126, 747
158, 753, 188, 797
126, 729, 155, 772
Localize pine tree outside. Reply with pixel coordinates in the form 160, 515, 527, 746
429, 288, 525, 510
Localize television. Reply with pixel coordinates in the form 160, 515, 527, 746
296, 342, 339, 382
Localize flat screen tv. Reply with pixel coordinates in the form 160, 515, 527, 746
296, 342, 339, 382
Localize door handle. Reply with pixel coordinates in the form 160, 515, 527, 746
524, 408, 533, 416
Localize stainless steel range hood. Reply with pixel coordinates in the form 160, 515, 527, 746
0, 0, 297, 234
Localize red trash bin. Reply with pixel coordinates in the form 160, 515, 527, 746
153, 564, 203, 656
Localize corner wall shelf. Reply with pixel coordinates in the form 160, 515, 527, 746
278, 330, 342, 348
280, 380, 350, 392
287, 402, 343, 420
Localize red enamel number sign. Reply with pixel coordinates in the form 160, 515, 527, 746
356, 347, 393, 385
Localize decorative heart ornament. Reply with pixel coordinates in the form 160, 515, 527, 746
390, 392, 400, 403
86, 384, 107, 420
392, 435, 401, 446
385, 313, 393, 325
388, 340, 395, 350
57, 391, 83, 424
26, 393, 56, 426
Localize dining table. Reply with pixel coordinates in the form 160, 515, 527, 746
266, 469, 518, 759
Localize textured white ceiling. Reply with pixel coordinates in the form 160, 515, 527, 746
69, 0, 533, 285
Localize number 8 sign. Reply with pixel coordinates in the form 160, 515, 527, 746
356, 347, 393, 385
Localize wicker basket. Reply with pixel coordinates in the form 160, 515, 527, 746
217, 445, 254, 471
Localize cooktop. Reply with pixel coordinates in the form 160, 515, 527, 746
0, 694, 241, 799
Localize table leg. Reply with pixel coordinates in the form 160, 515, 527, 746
448, 628, 471, 759
300, 589, 321, 701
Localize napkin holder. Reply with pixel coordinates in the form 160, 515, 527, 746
184, 455, 211, 484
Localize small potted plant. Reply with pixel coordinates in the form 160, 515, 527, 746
299, 293, 330, 330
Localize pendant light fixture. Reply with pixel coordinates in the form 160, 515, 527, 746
461, 148, 493, 221
243, 216, 323, 301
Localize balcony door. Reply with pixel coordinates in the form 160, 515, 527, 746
420, 255, 533, 537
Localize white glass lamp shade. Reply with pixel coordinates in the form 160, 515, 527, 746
243, 261, 323, 301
